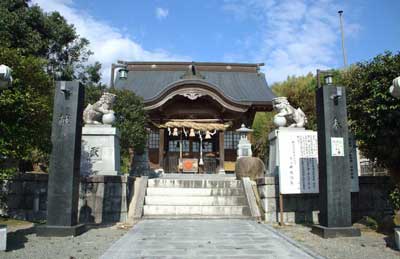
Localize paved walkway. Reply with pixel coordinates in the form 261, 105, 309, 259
101, 219, 319, 259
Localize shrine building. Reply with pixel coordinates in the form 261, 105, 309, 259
112, 61, 275, 173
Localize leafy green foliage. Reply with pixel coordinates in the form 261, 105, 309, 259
0, 0, 93, 80
389, 186, 400, 212
341, 51, 400, 176
0, 1, 103, 178
109, 89, 147, 156
0, 48, 53, 171
83, 63, 107, 107
252, 112, 275, 159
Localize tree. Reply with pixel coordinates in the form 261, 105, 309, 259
0, 0, 93, 80
0, 0, 101, 175
252, 111, 274, 160
110, 89, 147, 156
341, 51, 400, 182
0, 47, 53, 175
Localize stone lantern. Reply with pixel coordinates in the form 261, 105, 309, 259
236, 124, 253, 158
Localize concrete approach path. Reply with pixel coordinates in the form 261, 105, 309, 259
101, 219, 321, 259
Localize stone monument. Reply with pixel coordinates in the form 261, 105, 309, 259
312, 73, 360, 238
36, 81, 85, 236
81, 92, 121, 176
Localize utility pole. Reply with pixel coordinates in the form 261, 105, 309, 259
338, 10, 348, 67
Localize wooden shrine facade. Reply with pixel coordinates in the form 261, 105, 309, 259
113, 61, 275, 173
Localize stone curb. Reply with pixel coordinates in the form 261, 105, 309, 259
260, 224, 326, 259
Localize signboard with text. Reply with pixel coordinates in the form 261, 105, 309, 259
277, 130, 359, 194
348, 134, 360, 192
278, 130, 319, 194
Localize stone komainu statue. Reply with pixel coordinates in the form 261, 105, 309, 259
390, 76, 400, 99
83, 92, 116, 125
0, 64, 13, 88
272, 97, 307, 128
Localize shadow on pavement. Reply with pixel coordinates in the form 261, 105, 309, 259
6, 226, 35, 252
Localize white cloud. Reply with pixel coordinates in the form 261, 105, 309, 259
155, 7, 169, 20
223, 0, 360, 84
31, 0, 185, 84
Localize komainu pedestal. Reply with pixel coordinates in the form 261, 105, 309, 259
81, 125, 121, 176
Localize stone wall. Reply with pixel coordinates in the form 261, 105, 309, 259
3, 173, 135, 224
5, 173, 48, 221
257, 176, 392, 224
78, 175, 134, 223
351, 176, 392, 221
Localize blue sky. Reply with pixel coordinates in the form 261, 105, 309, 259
33, 0, 400, 84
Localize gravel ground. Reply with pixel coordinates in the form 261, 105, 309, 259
0, 223, 130, 259
275, 224, 400, 259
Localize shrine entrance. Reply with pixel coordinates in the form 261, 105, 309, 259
144, 81, 253, 174
160, 121, 226, 174
163, 130, 220, 174
112, 61, 274, 173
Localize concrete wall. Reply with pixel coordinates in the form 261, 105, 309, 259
257, 176, 392, 224
3, 173, 135, 224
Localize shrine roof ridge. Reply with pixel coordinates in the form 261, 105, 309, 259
116, 60, 265, 68
112, 60, 275, 106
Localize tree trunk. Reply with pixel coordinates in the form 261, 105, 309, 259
389, 166, 400, 186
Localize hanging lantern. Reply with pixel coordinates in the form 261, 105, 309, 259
205, 130, 211, 139
118, 67, 128, 80
173, 128, 178, 136
189, 128, 195, 137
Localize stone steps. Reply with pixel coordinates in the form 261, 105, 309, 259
146, 187, 244, 196
143, 176, 251, 218
148, 179, 242, 188
145, 195, 247, 206
143, 205, 251, 216
158, 173, 236, 180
